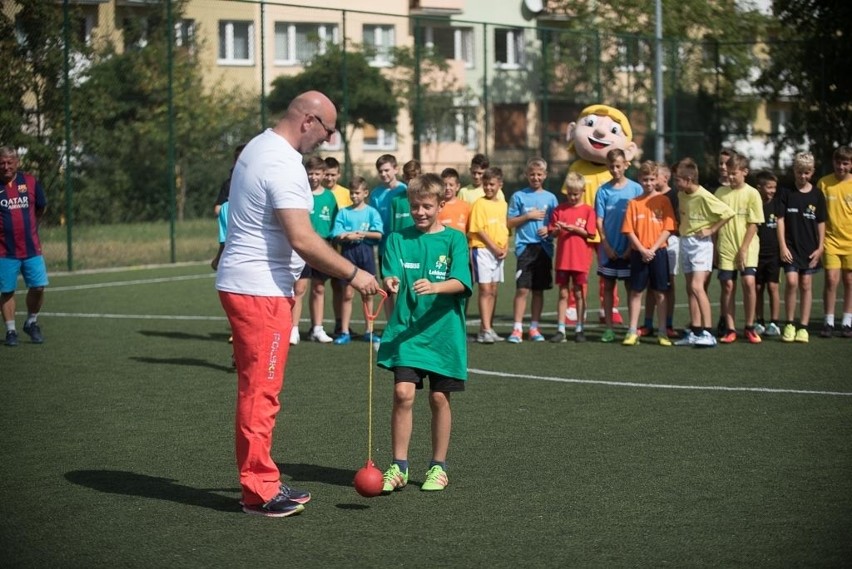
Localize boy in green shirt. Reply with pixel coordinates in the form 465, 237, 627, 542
377, 173, 472, 493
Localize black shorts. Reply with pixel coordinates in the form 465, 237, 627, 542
340, 242, 377, 281
515, 244, 553, 291
393, 366, 465, 392
298, 264, 330, 282
755, 256, 780, 285
628, 249, 670, 292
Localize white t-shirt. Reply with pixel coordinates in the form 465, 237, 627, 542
215, 129, 312, 297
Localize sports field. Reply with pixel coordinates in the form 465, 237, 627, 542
2, 262, 850, 568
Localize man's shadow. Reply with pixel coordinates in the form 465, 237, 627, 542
64, 470, 238, 512
130, 356, 233, 373
278, 463, 356, 487
138, 330, 231, 342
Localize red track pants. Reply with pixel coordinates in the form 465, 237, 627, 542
219, 291, 294, 506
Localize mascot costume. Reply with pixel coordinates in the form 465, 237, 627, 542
560, 104, 637, 325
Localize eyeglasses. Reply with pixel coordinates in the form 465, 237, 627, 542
309, 114, 336, 137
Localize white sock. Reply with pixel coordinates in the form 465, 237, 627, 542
312, 325, 323, 334
25, 313, 37, 326
5, 320, 15, 332
843, 313, 852, 327
825, 314, 835, 327
513, 322, 523, 331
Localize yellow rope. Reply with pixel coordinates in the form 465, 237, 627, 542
367, 317, 374, 463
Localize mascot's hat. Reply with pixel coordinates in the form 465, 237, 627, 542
578, 104, 633, 141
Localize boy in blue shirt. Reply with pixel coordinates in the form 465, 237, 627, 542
507, 158, 559, 343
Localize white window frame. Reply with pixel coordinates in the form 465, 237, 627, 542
494, 27, 525, 69
218, 20, 254, 66
274, 22, 339, 66
423, 26, 474, 68
363, 127, 397, 151
364, 24, 395, 67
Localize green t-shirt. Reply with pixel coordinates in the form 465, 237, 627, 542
377, 226, 472, 380
310, 189, 339, 239
389, 192, 414, 233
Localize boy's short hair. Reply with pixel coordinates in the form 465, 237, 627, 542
482, 166, 503, 182
376, 154, 397, 169
606, 148, 626, 163
792, 152, 814, 172
754, 170, 777, 188
564, 171, 585, 193
349, 175, 368, 192
833, 145, 852, 162
719, 148, 734, 160
725, 151, 749, 171
304, 156, 326, 171
658, 163, 671, 178
526, 157, 547, 171
677, 157, 699, 182
471, 153, 489, 169
638, 160, 658, 177
324, 156, 340, 170
408, 173, 444, 201
402, 159, 422, 180
440, 167, 460, 181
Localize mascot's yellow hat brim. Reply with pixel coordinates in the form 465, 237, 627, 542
578, 104, 633, 141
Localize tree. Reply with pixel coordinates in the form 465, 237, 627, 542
267, 45, 398, 180
758, 0, 852, 170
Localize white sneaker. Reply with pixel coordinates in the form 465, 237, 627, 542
486, 329, 504, 342
754, 322, 766, 335
694, 330, 718, 348
310, 328, 333, 343
765, 322, 781, 336
290, 327, 300, 345
674, 331, 697, 346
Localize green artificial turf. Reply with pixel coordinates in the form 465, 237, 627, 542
1, 263, 850, 568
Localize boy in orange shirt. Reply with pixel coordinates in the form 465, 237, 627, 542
438, 167, 471, 233
621, 161, 677, 346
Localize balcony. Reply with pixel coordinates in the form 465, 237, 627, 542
409, 0, 464, 15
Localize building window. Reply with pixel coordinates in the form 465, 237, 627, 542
218, 21, 254, 65
175, 19, 195, 50
363, 24, 395, 66
493, 103, 527, 150
122, 16, 151, 50
494, 27, 524, 69
424, 106, 477, 149
274, 22, 339, 65
363, 124, 396, 150
616, 36, 651, 71
423, 26, 474, 68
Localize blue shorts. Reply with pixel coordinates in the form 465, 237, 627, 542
782, 262, 820, 276
597, 257, 631, 280
340, 242, 376, 280
717, 268, 757, 281
629, 249, 670, 292
0, 256, 49, 293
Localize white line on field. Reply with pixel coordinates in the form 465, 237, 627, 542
36, 311, 226, 321
468, 368, 852, 397
42, 273, 214, 292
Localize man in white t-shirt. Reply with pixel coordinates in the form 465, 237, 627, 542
216, 90, 380, 518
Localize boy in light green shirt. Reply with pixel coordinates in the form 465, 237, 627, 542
377, 173, 472, 494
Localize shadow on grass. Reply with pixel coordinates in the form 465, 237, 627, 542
278, 462, 356, 487
64, 470, 238, 512
139, 330, 231, 342
130, 356, 234, 373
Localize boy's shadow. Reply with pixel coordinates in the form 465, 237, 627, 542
64, 470, 238, 512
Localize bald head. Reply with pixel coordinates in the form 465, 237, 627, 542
274, 90, 338, 155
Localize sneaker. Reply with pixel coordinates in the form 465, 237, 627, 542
485, 329, 504, 342
550, 331, 566, 343
795, 328, 809, 343
574, 330, 586, 343
600, 328, 616, 343
674, 331, 697, 347
782, 323, 796, 343
363, 331, 381, 344
611, 308, 624, 325
754, 322, 766, 335
694, 330, 718, 348
765, 322, 781, 337
5, 330, 18, 347
622, 333, 639, 346
476, 331, 494, 344
843, 325, 852, 338
333, 332, 351, 345
666, 327, 678, 338
528, 328, 545, 342
381, 464, 408, 493
819, 323, 835, 338
290, 328, 300, 345
637, 326, 653, 337
22, 321, 43, 344
720, 330, 737, 344
507, 330, 523, 344
310, 328, 333, 343
658, 336, 672, 347
278, 482, 311, 504
745, 328, 762, 344
421, 465, 449, 491
242, 491, 306, 518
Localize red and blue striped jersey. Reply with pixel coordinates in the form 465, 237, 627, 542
0, 171, 46, 259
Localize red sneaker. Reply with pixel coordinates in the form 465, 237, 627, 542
745, 328, 762, 344
720, 330, 737, 344
637, 326, 652, 337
